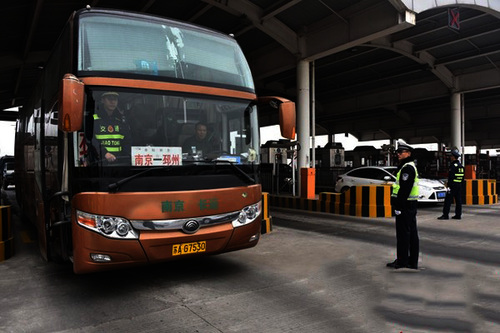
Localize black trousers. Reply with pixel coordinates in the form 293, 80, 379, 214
442, 183, 462, 218
395, 202, 419, 267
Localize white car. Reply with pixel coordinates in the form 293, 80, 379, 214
334, 166, 448, 203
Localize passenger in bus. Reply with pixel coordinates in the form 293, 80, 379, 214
92, 92, 131, 163
181, 122, 219, 157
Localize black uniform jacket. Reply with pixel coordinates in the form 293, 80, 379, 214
448, 160, 464, 185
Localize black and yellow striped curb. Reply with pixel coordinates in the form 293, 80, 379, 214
1, 205, 14, 261
463, 179, 498, 205
270, 185, 394, 218
268, 179, 498, 219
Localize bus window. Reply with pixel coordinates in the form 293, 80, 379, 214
79, 88, 260, 167
78, 14, 253, 90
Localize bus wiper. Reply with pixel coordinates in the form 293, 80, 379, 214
209, 160, 256, 184
108, 166, 166, 193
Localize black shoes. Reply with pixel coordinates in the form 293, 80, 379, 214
438, 215, 462, 220
386, 260, 418, 270
386, 260, 406, 269
406, 263, 418, 270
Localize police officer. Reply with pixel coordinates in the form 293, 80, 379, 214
438, 148, 465, 220
387, 142, 419, 270
92, 92, 130, 163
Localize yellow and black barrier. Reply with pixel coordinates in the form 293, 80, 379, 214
261, 192, 273, 234
269, 195, 319, 212
268, 180, 498, 219
269, 185, 394, 218
0, 205, 14, 261
320, 185, 393, 217
463, 179, 498, 205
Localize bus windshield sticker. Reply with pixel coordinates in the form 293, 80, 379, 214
216, 155, 241, 163
131, 146, 182, 166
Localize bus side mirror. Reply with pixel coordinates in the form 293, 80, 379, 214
58, 74, 85, 132
258, 96, 296, 139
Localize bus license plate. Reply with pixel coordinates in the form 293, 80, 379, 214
172, 241, 206, 256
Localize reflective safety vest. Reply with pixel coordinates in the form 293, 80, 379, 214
391, 161, 419, 201
452, 162, 465, 183
93, 113, 125, 153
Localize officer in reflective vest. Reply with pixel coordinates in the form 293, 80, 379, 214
92, 92, 130, 163
438, 148, 465, 220
387, 142, 420, 270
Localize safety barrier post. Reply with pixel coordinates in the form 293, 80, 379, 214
463, 179, 498, 205
261, 192, 273, 234
300, 168, 316, 199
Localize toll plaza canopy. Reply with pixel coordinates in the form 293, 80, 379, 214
2, 0, 500, 148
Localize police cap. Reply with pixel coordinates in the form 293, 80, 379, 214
101, 91, 119, 98
450, 149, 460, 158
396, 142, 413, 152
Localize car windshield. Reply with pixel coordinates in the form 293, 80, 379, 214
383, 167, 397, 176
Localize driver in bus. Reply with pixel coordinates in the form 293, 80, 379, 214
182, 122, 219, 157
92, 91, 131, 163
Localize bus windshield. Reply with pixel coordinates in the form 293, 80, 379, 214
78, 13, 254, 91
77, 88, 260, 168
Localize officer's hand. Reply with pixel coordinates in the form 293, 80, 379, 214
105, 152, 117, 162
394, 210, 401, 216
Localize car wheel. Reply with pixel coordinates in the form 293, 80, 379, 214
340, 186, 350, 193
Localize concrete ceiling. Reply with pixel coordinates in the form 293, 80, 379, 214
2, 0, 500, 148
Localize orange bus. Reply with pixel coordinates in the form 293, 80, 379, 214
15, 7, 295, 274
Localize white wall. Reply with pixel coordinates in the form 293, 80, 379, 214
0, 121, 15, 156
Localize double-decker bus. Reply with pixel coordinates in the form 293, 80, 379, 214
15, 7, 295, 274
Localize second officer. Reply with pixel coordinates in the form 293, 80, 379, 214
438, 148, 465, 220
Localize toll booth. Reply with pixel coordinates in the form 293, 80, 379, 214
465, 153, 495, 179
315, 143, 345, 193
315, 142, 345, 168
261, 142, 288, 164
345, 146, 383, 168
260, 140, 298, 195
412, 148, 437, 178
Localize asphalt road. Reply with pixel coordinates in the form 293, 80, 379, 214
1, 187, 499, 332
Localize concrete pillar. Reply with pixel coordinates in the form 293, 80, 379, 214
311, 61, 316, 168
450, 93, 462, 151
297, 59, 310, 169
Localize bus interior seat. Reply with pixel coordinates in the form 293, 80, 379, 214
178, 123, 195, 147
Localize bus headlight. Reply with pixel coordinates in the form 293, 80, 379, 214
100, 217, 116, 234
232, 201, 261, 227
77, 210, 139, 239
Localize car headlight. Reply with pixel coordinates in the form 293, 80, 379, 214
77, 210, 139, 239
419, 185, 432, 192
232, 201, 262, 228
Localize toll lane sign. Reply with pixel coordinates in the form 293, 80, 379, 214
448, 8, 459, 30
